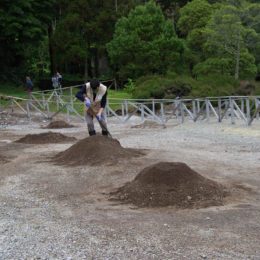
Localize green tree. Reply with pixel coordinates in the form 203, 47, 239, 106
0, 0, 55, 83
177, 0, 214, 38
156, 0, 189, 32
177, 0, 215, 74
201, 0, 260, 79
106, 2, 184, 82
51, 0, 117, 79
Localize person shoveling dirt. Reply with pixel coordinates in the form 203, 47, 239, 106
15, 132, 76, 144
110, 162, 228, 208
53, 135, 144, 166
43, 120, 75, 129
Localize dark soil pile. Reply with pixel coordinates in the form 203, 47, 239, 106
53, 135, 144, 166
15, 132, 76, 144
111, 162, 227, 208
0, 154, 9, 164
44, 120, 75, 129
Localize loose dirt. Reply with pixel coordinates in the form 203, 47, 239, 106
131, 120, 167, 129
0, 110, 260, 259
0, 154, 9, 164
111, 162, 227, 208
53, 135, 144, 166
43, 120, 75, 129
15, 131, 76, 144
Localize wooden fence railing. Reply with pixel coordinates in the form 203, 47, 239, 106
0, 88, 259, 126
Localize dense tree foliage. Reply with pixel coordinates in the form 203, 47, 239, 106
194, 0, 260, 79
0, 0, 55, 83
107, 2, 184, 81
0, 0, 259, 95
51, 0, 118, 79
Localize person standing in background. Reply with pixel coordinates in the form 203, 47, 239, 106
57, 72, 62, 95
25, 76, 33, 98
51, 73, 58, 92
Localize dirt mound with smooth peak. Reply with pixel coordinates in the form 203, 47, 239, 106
110, 162, 228, 208
44, 120, 75, 129
15, 132, 76, 144
53, 135, 144, 166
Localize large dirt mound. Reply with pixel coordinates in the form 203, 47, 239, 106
44, 120, 75, 129
15, 132, 76, 144
53, 135, 144, 166
111, 162, 227, 208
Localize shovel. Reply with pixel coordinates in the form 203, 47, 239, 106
88, 107, 112, 138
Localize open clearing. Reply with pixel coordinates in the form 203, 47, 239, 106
0, 111, 260, 259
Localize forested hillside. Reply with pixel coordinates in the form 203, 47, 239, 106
0, 0, 260, 97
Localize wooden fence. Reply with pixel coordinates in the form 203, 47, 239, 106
0, 86, 259, 126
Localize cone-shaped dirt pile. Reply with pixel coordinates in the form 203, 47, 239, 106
44, 120, 74, 129
53, 135, 144, 166
111, 162, 227, 208
15, 132, 76, 144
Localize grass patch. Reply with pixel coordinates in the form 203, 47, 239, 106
0, 83, 36, 99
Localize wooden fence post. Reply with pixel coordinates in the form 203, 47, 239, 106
160, 102, 165, 123
192, 100, 196, 119
206, 98, 210, 121
141, 103, 144, 122
180, 101, 185, 123
246, 98, 250, 125
230, 97, 235, 124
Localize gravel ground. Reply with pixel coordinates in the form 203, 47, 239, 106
0, 112, 260, 260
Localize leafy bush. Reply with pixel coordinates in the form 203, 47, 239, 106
188, 74, 238, 97
255, 82, 260, 95
133, 75, 192, 99
124, 78, 136, 94
133, 73, 243, 99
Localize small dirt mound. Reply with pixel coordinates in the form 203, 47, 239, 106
15, 132, 76, 144
131, 120, 166, 129
44, 120, 75, 129
53, 135, 144, 166
110, 162, 227, 208
0, 154, 9, 164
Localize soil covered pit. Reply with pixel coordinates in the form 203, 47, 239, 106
15, 132, 76, 144
44, 120, 75, 129
53, 135, 144, 166
111, 162, 228, 208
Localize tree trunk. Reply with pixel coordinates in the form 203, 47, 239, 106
88, 56, 92, 79
235, 29, 241, 80
84, 57, 88, 82
48, 25, 55, 76
94, 49, 99, 77
115, 0, 118, 12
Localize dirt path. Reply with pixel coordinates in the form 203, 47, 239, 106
0, 112, 260, 259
